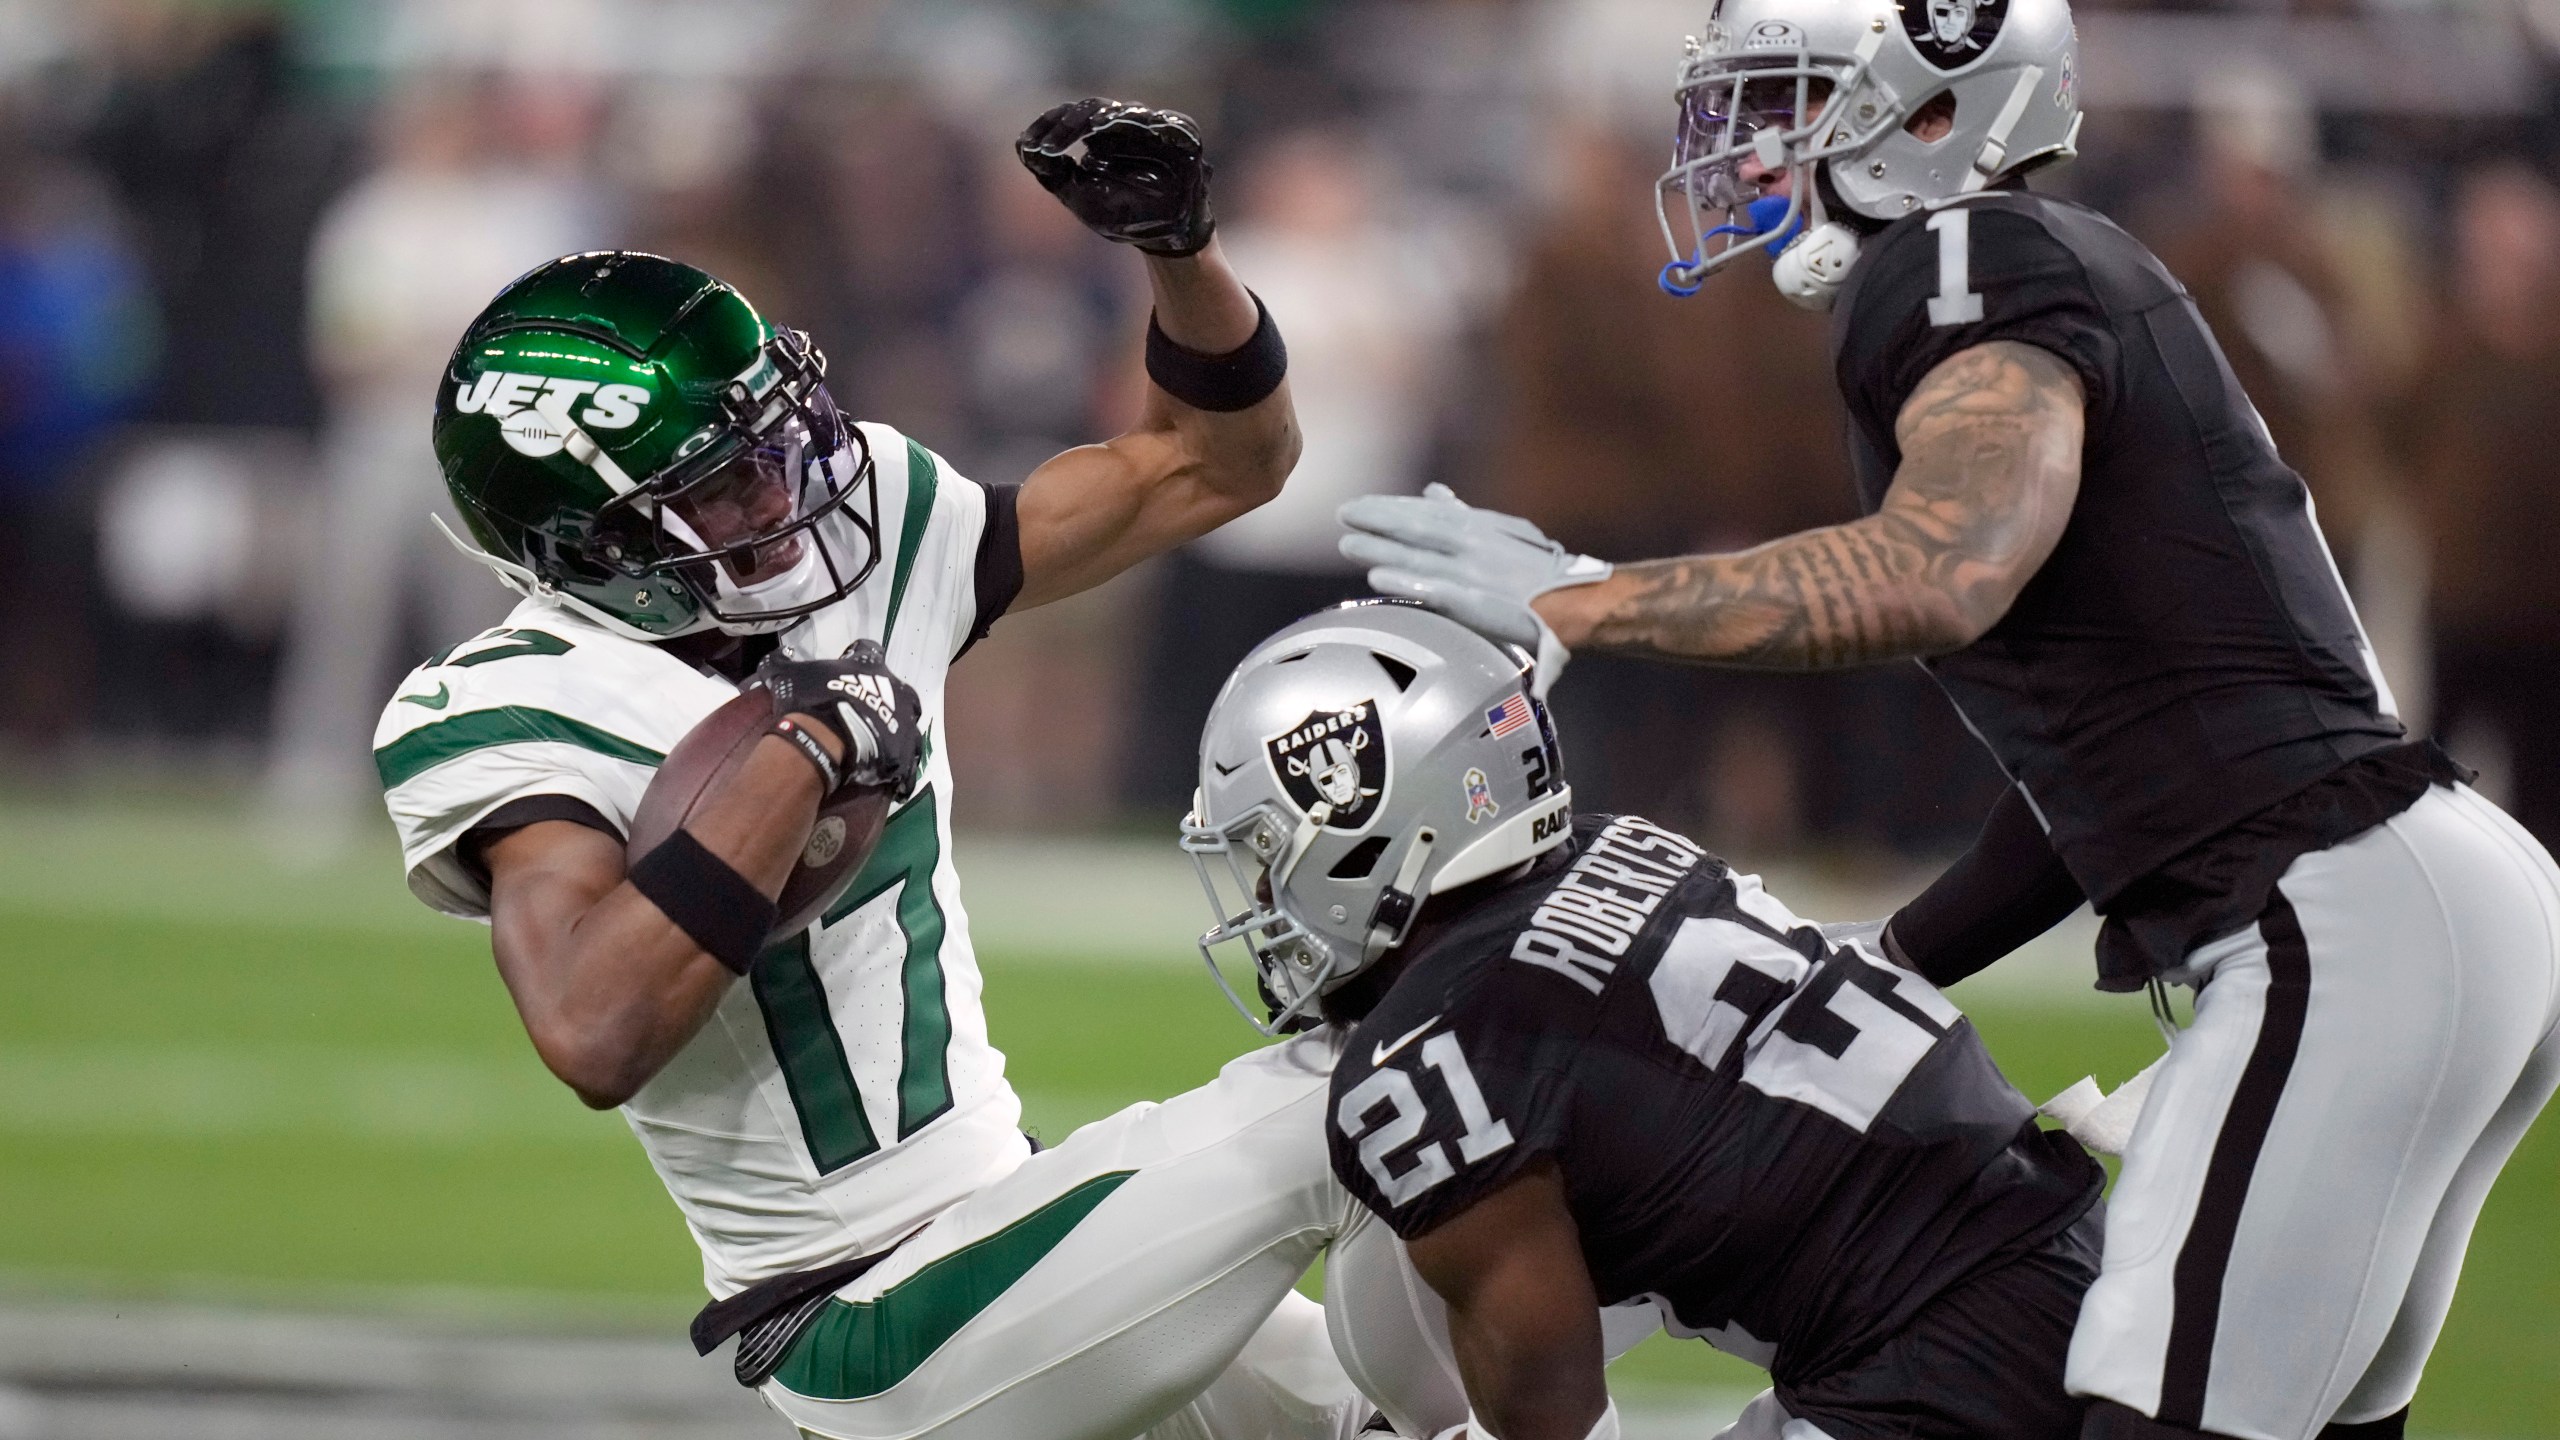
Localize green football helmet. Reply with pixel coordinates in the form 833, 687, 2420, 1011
431, 251, 880, 640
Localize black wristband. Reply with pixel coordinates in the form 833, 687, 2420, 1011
770, 717, 842, 795
1145, 294, 1286, 412
629, 828, 778, 977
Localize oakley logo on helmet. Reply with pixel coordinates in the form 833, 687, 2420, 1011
1267, 702, 1387, 831
455, 371, 652, 457
1903, 0, 2008, 68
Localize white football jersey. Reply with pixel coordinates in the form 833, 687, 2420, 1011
376, 422, 1027, 1296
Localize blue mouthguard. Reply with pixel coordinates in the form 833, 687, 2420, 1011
1659, 195, 1804, 297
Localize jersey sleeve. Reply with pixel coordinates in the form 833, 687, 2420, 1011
372, 613, 732, 921
1836, 199, 2121, 440
862, 425, 1021, 666
1326, 972, 1585, 1240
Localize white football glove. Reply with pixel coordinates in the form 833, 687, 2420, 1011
1338, 484, 1610, 699
1818, 917, 1916, 972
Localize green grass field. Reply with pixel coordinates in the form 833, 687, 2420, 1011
1, 804, 2552, 1433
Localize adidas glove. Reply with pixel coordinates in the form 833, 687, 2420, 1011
752, 641, 926, 800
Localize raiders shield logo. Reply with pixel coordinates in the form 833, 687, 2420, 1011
1900, 0, 2007, 69
1266, 702, 1388, 831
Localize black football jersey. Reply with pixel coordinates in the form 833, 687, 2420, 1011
1326, 813, 2102, 1386
1830, 192, 2405, 906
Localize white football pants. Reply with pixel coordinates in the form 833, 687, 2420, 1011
2067, 784, 2560, 1439
761, 1032, 1374, 1440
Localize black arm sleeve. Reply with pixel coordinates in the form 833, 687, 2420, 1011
1889, 785, 2086, 988
957, 482, 1024, 659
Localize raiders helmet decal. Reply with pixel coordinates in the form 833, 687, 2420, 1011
1266, 702, 1388, 831
1901, 0, 2008, 69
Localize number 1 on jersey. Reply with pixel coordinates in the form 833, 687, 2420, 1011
1926, 207, 1985, 327
1421, 1033, 1516, 1164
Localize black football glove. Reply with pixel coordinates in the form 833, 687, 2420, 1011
1016, 98, 1215, 257
752, 640, 926, 800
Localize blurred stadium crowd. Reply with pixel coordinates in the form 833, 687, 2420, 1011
4, 0, 2560, 862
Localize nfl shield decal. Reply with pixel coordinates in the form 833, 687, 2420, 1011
1900, 0, 2007, 69
1267, 701, 1388, 831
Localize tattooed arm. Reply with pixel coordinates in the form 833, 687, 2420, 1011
1536, 341, 2085, 668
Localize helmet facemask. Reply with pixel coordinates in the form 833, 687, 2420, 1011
1657, 37, 1896, 295
604, 332, 881, 636
1182, 799, 1349, 1037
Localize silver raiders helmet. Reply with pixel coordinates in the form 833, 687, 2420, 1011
1657, 0, 2081, 296
1181, 601, 1574, 1034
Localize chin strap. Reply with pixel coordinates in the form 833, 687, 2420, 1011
1365, 827, 1438, 953
1771, 221, 1862, 311
431, 512, 540, 599
429, 512, 698, 644
1964, 64, 2049, 188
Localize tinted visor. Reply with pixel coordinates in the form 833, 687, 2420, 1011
1674, 73, 1830, 169
624, 382, 881, 630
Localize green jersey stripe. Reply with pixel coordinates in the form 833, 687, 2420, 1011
751, 932, 882, 1173
823, 789, 954, 1138
374, 706, 664, 790
770, 1170, 1137, 1400
879, 437, 941, 641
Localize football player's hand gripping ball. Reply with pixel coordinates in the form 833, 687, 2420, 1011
1016, 98, 1215, 257
1338, 484, 1611, 697
753, 641, 927, 800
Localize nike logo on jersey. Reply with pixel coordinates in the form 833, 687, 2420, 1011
398, 683, 452, 710
1371, 1015, 1442, 1067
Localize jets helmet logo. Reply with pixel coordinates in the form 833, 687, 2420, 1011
454, 372, 652, 458
1901, 0, 2006, 68
1266, 702, 1387, 831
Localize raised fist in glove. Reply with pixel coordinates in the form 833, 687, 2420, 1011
1338, 483, 1611, 698
752, 640, 926, 800
1016, 98, 1215, 257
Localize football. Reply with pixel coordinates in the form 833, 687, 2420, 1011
627, 687, 893, 941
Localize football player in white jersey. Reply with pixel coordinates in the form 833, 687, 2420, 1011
374, 100, 1376, 1440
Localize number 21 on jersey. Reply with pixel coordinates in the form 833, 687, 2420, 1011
1336, 1032, 1515, 1206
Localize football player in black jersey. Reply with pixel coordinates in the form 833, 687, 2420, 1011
1185, 602, 2105, 1440
1335, 2, 2560, 1439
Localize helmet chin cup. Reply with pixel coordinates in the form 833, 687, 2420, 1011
1772, 221, 1862, 311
